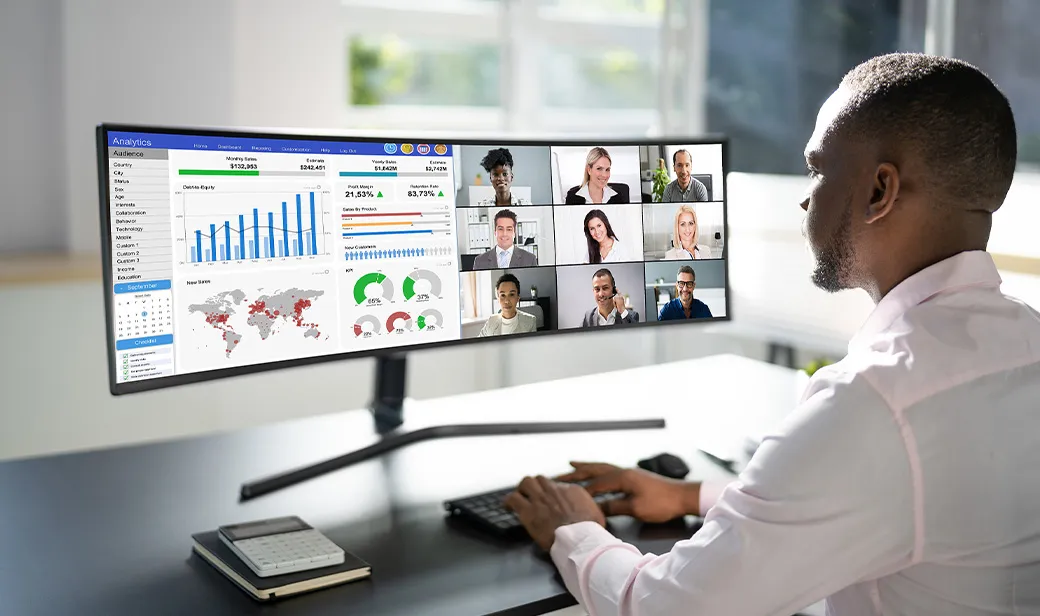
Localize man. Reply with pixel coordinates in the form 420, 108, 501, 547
478, 273, 537, 337
661, 149, 708, 202
506, 53, 1040, 614
472, 209, 537, 270
658, 265, 712, 320
476, 147, 532, 207
581, 268, 639, 327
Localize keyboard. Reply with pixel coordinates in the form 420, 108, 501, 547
444, 481, 624, 538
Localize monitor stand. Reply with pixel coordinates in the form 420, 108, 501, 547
239, 353, 666, 500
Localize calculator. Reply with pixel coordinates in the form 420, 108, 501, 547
218, 516, 345, 578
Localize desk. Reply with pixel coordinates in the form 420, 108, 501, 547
0, 354, 818, 615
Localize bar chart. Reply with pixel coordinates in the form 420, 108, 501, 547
181, 189, 329, 263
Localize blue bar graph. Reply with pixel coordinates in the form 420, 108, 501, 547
295, 194, 303, 258
281, 202, 289, 258
309, 192, 317, 255
187, 192, 322, 263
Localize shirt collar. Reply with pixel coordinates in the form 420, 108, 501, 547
851, 250, 1002, 347
576, 183, 617, 204
496, 245, 513, 256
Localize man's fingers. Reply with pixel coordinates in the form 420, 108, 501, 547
585, 472, 625, 495
601, 496, 635, 518
517, 475, 548, 502
502, 490, 530, 515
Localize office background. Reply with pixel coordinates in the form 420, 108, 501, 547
644, 259, 727, 320
456, 205, 556, 267
555, 263, 648, 329
454, 144, 553, 206
553, 204, 644, 265
550, 145, 642, 204
2, 0, 1039, 463
642, 202, 725, 260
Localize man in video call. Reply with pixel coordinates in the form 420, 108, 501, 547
472, 209, 537, 269
505, 53, 1040, 615
581, 268, 639, 327
661, 149, 708, 202
478, 273, 537, 337
658, 265, 712, 320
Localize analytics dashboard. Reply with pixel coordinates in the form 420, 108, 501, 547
100, 127, 728, 392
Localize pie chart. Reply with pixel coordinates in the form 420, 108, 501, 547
353, 272, 393, 305
403, 269, 441, 301
386, 311, 412, 333
353, 315, 381, 337
417, 309, 442, 330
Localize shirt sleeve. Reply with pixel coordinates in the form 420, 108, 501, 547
549, 369, 916, 616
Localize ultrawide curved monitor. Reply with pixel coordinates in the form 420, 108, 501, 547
97, 124, 729, 394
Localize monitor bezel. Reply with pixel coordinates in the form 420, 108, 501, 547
97, 123, 731, 395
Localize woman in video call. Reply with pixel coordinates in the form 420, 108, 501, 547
565, 147, 631, 205
664, 204, 712, 260
584, 209, 625, 264
478, 148, 532, 207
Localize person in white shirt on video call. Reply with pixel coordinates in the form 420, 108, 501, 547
584, 209, 626, 264
504, 53, 1040, 615
478, 273, 536, 337
663, 204, 713, 260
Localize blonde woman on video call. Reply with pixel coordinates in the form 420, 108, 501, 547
664, 204, 712, 260
564, 147, 631, 205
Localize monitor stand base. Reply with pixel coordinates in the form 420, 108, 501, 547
239, 354, 665, 501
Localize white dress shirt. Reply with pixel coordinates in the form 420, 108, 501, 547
551, 250, 1040, 615
587, 239, 624, 264
575, 183, 618, 204
596, 306, 629, 326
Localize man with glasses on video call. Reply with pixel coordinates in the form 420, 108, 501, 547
658, 265, 712, 321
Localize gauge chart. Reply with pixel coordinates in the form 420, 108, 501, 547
353, 315, 382, 338
403, 269, 441, 302
417, 309, 443, 331
386, 311, 412, 334
352, 271, 394, 307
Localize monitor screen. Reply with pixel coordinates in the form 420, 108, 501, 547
98, 125, 729, 394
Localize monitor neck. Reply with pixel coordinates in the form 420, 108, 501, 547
372, 353, 407, 434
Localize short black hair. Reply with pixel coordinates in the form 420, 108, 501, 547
837, 53, 1016, 212
496, 273, 520, 293
494, 209, 517, 227
592, 268, 615, 288
481, 148, 515, 173
672, 149, 691, 165
677, 265, 695, 281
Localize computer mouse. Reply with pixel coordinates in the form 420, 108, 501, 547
637, 453, 690, 480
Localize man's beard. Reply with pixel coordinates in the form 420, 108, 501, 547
810, 199, 854, 293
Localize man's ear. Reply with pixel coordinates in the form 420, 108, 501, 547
867, 162, 900, 224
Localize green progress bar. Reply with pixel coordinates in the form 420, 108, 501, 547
178, 169, 260, 176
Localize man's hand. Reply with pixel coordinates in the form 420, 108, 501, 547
558, 461, 700, 523
613, 293, 627, 313
503, 476, 606, 551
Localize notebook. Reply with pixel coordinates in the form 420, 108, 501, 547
191, 530, 372, 601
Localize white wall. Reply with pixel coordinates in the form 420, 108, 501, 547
0, 0, 65, 253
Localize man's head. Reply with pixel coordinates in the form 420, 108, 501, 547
675, 265, 695, 304
482, 148, 515, 199
494, 209, 517, 251
801, 53, 1016, 299
591, 268, 616, 312
672, 149, 692, 186
496, 273, 520, 317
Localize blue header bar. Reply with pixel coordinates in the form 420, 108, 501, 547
114, 279, 172, 294
107, 131, 453, 157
